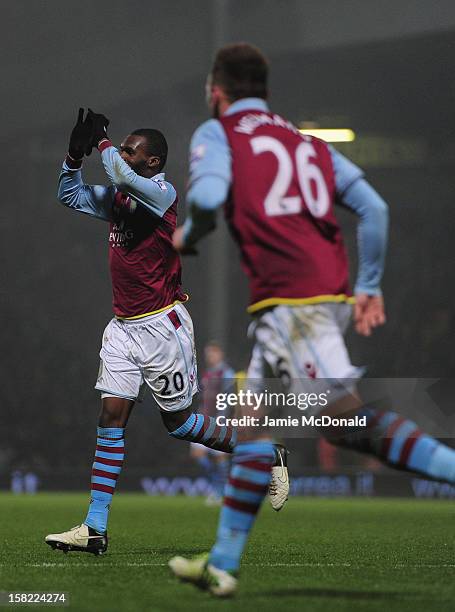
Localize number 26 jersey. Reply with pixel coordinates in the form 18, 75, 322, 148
218, 110, 351, 314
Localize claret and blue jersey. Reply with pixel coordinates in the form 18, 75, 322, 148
57, 143, 188, 318
184, 98, 388, 312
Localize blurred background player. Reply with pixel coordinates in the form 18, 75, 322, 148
190, 341, 235, 505
45, 109, 240, 556
170, 42, 455, 596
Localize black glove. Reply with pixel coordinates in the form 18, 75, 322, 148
87, 108, 110, 149
68, 108, 94, 159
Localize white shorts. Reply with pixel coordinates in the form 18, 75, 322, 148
95, 304, 198, 412
247, 303, 362, 414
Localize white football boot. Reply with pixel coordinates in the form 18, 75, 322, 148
45, 524, 108, 555
269, 444, 290, 511
169, 553, 238, 598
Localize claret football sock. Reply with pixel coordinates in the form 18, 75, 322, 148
329, 407, 455, 483
84, 427, 125, 534
209, 441, 275, 573
169, 413, 237, 452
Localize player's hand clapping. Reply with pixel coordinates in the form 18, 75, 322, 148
68, 108, 94, 160
87, 108, 110, 150
354, 293, 386, 336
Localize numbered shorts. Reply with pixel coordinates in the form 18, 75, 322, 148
95, 304, 198, 412
247, 303, 363, 415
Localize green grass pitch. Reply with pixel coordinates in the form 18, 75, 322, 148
0, 493, 454, 611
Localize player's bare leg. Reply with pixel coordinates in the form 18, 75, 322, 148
98, 396, 135, 428
45, 397, 134, 555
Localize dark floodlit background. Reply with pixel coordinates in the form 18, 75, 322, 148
2, 0, 455, 496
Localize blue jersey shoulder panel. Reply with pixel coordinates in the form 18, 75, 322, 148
189, 119, 232, 185
329, 145, 364, 195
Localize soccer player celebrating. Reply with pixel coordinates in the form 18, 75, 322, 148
169, 43, 455, 596
45, 109, 245, 555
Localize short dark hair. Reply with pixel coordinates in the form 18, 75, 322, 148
211, 42, 268, 101
131, 128, 168, 171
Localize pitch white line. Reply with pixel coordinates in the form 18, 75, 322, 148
268, 563, 455, 569
27, 562, 167, 568
3, 562, 455, 569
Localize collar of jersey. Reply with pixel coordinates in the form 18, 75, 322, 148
224, 98, 269, 116
153, 172, 165, 181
